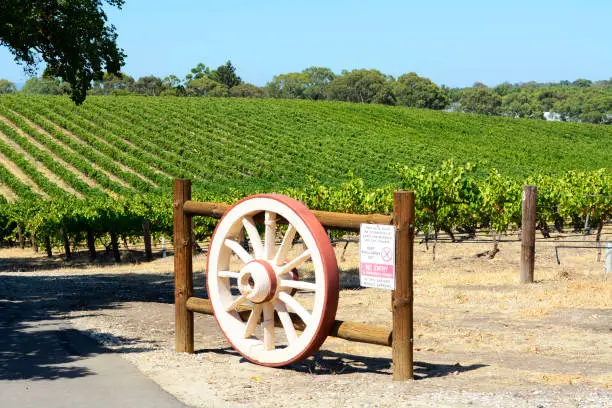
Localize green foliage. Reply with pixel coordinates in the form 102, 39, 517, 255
0, 0, 125, 104
229, 83, 266, 98
266, 72, 308, 99
396, 161, 481, 235
0, 94, 610, 194
186, 77, 229, 97
393, 73, 450, 110
135, 76, 163, 96
0, 79, 17, 94
21, 77, 62, 95
326, 69, 395, 105
210, 60, 242, 89
90, 73, 136, 95
458, 87, 503, 115
265, 67, 335, 100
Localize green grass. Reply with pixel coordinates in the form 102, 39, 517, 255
0, 94, 610, 198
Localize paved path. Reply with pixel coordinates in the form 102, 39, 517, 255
0, 297, 188, 408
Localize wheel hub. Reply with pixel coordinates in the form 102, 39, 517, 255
238, 260, 277, 303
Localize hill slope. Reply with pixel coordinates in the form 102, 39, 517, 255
0, 94, 610, 201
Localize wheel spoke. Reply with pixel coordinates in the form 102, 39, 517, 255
264, 211, 277, 260
242, 216, 263, 259
273, 224, 296, 266
279, 250, 311, 274
279, 279, 316, 291
243, 303, 263, 338
263, 303, 275, 350
226, 293, 248, 312
224, 239, 253, 264
278, 292, 311, 325
275, 300, 298, 345
218, 270, 240, 279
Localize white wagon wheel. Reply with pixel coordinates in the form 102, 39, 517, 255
206, 194, 339, 367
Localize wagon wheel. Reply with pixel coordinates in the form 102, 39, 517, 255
206, 194, 339, 367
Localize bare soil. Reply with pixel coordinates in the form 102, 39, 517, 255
1, 231, 610, 407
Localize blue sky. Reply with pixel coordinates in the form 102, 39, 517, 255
1, 0, 610, 87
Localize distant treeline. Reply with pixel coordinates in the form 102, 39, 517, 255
1, 61, 610, 124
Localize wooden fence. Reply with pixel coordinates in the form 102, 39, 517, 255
173, 179, 416, 381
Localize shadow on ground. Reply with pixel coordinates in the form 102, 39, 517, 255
195, 346, 487, 378
2, 250, 486, 382
0, 262, 203, 381
0, 248, 174, 272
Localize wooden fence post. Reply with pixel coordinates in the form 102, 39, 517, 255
392, 191, 415, 381
143, 220, 153, 261
521, 185, 537, 283
174, 179, 194, 353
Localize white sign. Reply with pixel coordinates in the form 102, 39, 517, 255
359, 224, 396, 290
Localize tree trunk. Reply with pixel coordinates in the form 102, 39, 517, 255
45, 236, 52, 257
488, 232, 501, 259
32, 232, 38, 253
596, 222, 604, 262
87, 230, 96, 261
61, 228, 71, 260
17, 223, 25, 249
538, 220, 551, 238
432, 228, 438, 261
143, 220, 152, 261
191, 231, 203, 254
110, 226, 121, 263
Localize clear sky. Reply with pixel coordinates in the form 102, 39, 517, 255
1, 0, 610, 87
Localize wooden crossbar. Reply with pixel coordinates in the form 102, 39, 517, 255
174, 179, 415, 380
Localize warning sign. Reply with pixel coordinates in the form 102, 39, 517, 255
359, 224, 396, 290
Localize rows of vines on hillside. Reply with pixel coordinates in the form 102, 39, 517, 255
1, 162, 609, 260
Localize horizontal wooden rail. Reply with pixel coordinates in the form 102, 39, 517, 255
183, 201, 230, 218
183, 200, 393, 232
186, 296, 392, 347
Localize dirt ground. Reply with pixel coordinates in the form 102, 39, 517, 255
1, 230, 610, 407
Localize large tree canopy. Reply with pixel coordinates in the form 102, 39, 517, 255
0, 0, 125, 104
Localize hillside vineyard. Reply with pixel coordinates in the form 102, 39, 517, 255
0, 95, 609, 254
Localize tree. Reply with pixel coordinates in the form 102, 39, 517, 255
229, 83, 265, 98
572, 78, 592, 88
326, 69, 395, 105
392, 72, 450, 110
457, 87, 502, 115
0, 79, 17, 94
90, 72, 135, 95
135, 75, 163, 96
185, 77, 228, 97
160, 75, 185, 96
210, 60, 242, 89
266, 72, 308, 99
502, 92, 542, 119
302, 67, 335, 100
0, 0, 126, 105
185, 63, 211, 82
494, 82, 515, 97
21, 77, 61, 95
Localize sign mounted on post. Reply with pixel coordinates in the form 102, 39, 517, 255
359, 224, 396, 290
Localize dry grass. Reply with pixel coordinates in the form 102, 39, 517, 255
2, 228, 611, 391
